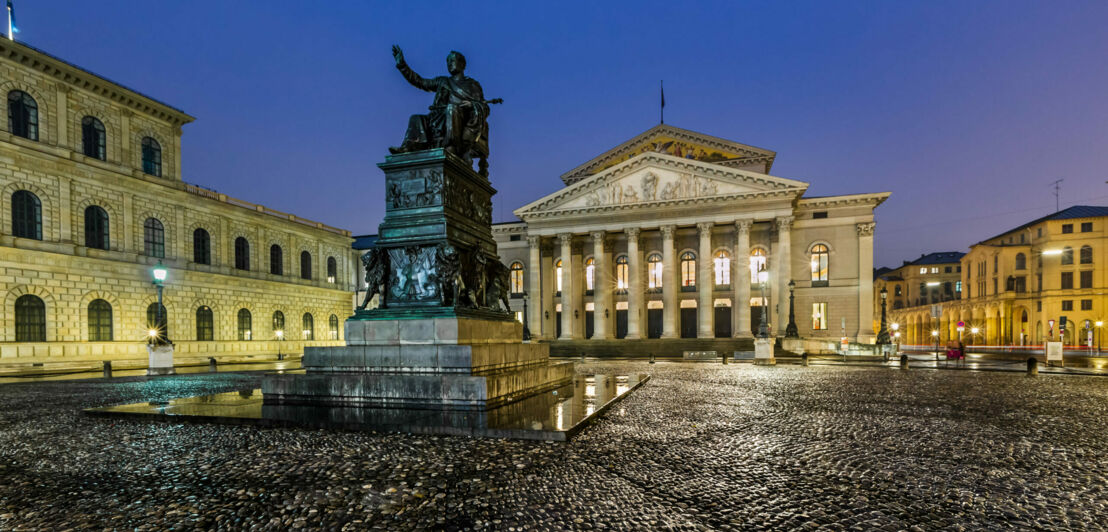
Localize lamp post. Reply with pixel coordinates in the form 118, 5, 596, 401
891, 322, 899, 352
876, 287, 890, 345
757, 264, 770, 338
970, 326, 980, 345
932, 329, 939, 361
522, 291, 532, 341
151, 261, 169, 345
1096, 321, 1103, 355
785, 279, 799, 338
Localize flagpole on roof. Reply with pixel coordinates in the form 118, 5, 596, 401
6, 0, 15, 41
660, 80, 665, 124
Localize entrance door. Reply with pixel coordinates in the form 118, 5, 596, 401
555, 311, 562, 338
751, 304, 765, 334
680, 308, 697, 338
585, 311, 594, 339
616, 310, 628, 338
647, 309, 663, 338
714, 307, 731, 338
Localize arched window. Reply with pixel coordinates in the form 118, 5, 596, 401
327, 257, 337, 283
272, 310, 285, 333
14, 294, 46, 341
750, 249, 767, 284
714, 250, 731, 286
647, 253, 663, 289
555, 259, 563, 294
329, 314, 339, 340
11, 190, 42, 240
1062, 246, 1074, 266
234, 237, 250, 270
143, 218, 165, 258
84, 205, 109, 250
146, 302, 168, 340
615, 255, 628, 290
88, 299, 112, 341
810, 244, 829, 283
302, 313, 314, 340
237, 308, 252, 341
1015, 252, 1026, 270
270, 245, 283, 275
7, 90, 38, 140
1080, 245, 1093, 265
510, 261, 524, 294
680, 252, 696, 288
141, 137, 162, 177
81, 116, 106, 160
300, 251, 312, 280
196, 306, 214, 341
193, 228, 211, 265
585, 257, 596, 291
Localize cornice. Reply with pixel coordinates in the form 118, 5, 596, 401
491, 222, 527, 234
797, 192, 891, 209
0, 39, 195, 126
518, 188, 803, 221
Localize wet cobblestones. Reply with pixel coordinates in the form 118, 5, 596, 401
1, 363, 1107, 530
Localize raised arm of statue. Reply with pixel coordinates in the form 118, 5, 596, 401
392, 45, 437, 92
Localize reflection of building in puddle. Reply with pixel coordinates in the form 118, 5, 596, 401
616, 375, 630, 395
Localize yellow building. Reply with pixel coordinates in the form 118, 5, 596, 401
875, 252, 963, 340
889, 206, 1108, 346
0, 39, 354, 365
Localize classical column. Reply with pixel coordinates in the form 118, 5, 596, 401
856, 222, 876, 340
558, 233, 574, 340
625, 227, 643, 339
527, 236, 542, 337
660, 225, 678, 338
733, 220, 752, 337
540, 242, 554, 340
697, 222, 714, 338
590, 231, 609, 340
570, 240, 584, 339
776, 217, 794, 336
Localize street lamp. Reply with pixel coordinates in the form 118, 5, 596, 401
932, 329, 939, 360
522, 291, 532, 341
1096, 321, 1103, 355
970, 326, 980, 345
785, 279, 799, 338
876, 287, 890, 345
757, 264, 770, 338
150, 261, 169, 345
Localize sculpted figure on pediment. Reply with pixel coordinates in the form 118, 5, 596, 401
641, 172, 658, 201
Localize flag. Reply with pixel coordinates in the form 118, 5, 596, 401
6, 0, 16, 33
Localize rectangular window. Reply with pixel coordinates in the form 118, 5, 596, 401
1062, 300, 1073, 311
919, 267, 927, 274
812, 211, 828, 219
1037, 301, 1042, 311
1037, 227, 1043, 238
1062, 224, 1073, 234
955, 281, 962, 293
957, 265, 961, 273
944, 266, 952, 273
1061, 272, 1073, 289
1081, 222, 1093, 232
894, 285, 902, 296
931, 267, 939, 274
1081, 299, 1092, 311
811, 302, 827, 330
509, 234, 521, 241
1080, 270, 1092, 288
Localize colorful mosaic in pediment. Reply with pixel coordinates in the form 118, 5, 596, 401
598, 136, 742, 172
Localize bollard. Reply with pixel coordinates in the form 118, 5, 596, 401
209, 357, 217, 372
102, 360, 112, 378
899, 354, 908, 369
649, 353, 656, 364
722, 352, 728, 365
277, 353, 284, 361
801, 353, 809, 367
580, 352, 586, 363
1027, 357, 1038, 376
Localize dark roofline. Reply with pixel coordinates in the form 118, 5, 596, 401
976, 205, 1108, 245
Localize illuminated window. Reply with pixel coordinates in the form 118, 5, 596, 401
810, 244, 828, 282
7, 90, 38, 141
142, 137, 162, 177
931, 267, 939, 274
510, 262, 524, 294
11, 190, 42, 240
81, 116, 106, 160
88, 299, 112, 341
555, 259, 563, 293
919, 267, 927, 274
15, 295, 46, 342
615, 255, 628, 290
585, 257, 595, 291
146, 302, 168, 340
680, 252, 696, 287
237, 308, 252, 341
647, 253, 662, 289
272, 310, 285, 333
812, 302, 827, 330
302, 313, 314, 340
1062, 247, 1073, 265
329, 314, 339, 340
327, 257, 337, 283
750, 249, 767, 283
714, 250, 730, 285
196, 306, 213, 341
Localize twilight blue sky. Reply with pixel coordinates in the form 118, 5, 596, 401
16, 1, 1108, 267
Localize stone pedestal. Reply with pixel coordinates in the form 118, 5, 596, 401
754, 338, 775, 365
146, 344, 175, 375
263, 149, 573, 411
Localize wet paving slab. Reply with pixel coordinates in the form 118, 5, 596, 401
2, 362, 1108, 529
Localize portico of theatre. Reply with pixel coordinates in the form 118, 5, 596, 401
492, 124, 889, 354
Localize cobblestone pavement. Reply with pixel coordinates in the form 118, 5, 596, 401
1, 363, 1107, 530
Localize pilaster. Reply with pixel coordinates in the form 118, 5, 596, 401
856, 222, 876, 341
590, 231, 609, 340
776, 217, 794, 336
660, 225, 677, 338
558, 233, 573, 340
625, 227, 642, 339
697, 222, 714, 338
733, 220, 752, 337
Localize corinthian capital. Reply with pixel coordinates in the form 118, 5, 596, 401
527, 235, 541, 248
557, 233, 573, 246
855, 222, 876, 237
697, 222, 714, 234
624, 227, 640, 241
734, 219, 752, 235
589, 230, 606, 242
660, 225, 676, 239
776, 216, 794, 232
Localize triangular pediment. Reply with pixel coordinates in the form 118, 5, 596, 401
516, 152, 806, 219
560, 124, 777, 185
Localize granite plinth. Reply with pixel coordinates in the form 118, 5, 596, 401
343, 316, 522, 346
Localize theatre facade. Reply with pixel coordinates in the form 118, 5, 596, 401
492, 125, 889, 353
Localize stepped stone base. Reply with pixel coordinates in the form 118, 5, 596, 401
262, 317, 572, 410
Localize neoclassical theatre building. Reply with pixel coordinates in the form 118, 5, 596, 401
0, 39, 354, 364
492, 125, 889, 353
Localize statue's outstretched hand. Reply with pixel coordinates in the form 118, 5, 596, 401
391, 45, 405, 66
